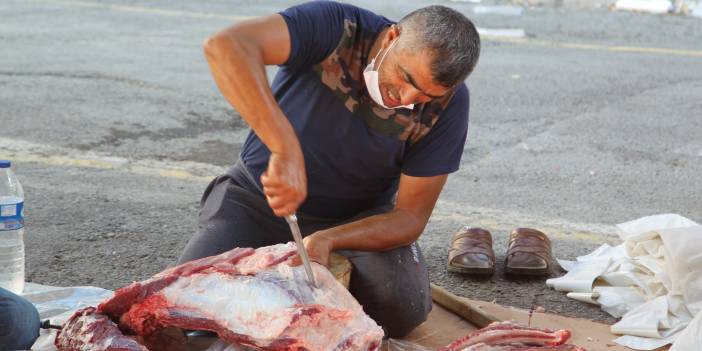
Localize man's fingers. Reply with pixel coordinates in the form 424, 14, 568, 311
267, 196, 299, 216
272, 205, 296, 217
263, 186, 283, 198
288, 255, 302, 266
266, 193, 288, 209
261, 159, 307, 217
266, 189, 304, 215
261, 173, 280, 188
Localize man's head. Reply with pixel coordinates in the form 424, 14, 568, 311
371, 6, 480, 108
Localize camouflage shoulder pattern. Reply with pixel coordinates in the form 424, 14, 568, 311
314, 19, 456, 143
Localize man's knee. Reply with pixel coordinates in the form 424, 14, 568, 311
366, 288, 432, 338
0, 290, 40, 349
343, 244, 432, 338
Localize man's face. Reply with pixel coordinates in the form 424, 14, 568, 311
376, 29, 452, 108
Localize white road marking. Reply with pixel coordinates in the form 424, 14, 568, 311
0, 137, 223, 182
433, 199, 619, 240
0, 137, 618, 239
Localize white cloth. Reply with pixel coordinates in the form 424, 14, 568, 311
547, 214, 702, 350
670, 310, 702, 351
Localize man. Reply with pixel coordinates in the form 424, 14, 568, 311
0, 287, 41, 350
178, 1, 480, 337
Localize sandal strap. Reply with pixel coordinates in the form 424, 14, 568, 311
508, 228, 551, 246
448, 227, 495, 262
452, 227, 493, 245
506, 228, 553, 262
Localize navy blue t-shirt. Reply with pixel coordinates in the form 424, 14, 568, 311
236, 1, 470, 219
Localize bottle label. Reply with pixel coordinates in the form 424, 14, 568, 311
0, 201, 24, 231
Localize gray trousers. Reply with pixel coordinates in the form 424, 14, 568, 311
177, 171, 432, 338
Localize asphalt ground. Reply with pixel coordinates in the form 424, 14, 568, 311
1, 0, 701, 325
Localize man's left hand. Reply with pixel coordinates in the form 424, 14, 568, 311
290, 233, 334, 268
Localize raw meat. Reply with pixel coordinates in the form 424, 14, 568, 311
440, 322, 586, 351
56, 243, 383, 351
56, 306, 187, 351
55, 306, 147, 351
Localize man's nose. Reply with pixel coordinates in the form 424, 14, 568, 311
400, 89, 419, 105
400, 87, 429, 105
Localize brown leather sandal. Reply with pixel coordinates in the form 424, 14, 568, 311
447, 227, 495, 275
505, 228, 553, 276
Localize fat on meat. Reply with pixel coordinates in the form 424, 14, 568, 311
56, 243, 383, 351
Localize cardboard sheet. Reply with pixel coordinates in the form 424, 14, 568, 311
397, 302, 478, 349
396, 293, 671, 351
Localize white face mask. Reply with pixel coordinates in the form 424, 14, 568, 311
363, 39, 415, 110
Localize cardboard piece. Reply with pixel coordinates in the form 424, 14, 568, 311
329, 252, 352, 288
400, 303, 478, 349
398, 292, 671, 351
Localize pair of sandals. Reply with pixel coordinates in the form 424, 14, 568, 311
447, 227, 554, 276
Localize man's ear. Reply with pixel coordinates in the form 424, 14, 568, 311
383, 25, 401, 47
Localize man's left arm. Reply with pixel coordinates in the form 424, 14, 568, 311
300, 85, 470, 266
302, 173, 447, 266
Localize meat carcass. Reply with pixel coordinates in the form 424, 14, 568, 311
55, 306, 148, 351
440, 322, 586, 351
56, 243, 383, 351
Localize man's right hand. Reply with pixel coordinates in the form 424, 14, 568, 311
261, 146, 307, 217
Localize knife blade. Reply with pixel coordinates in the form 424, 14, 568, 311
285, 214, 317, 288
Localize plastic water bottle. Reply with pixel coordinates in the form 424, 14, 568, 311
0, 160, 25, 294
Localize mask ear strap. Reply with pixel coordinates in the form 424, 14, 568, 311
370, 41, 385, 63
376, 38, 398, 68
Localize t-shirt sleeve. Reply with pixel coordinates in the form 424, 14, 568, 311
278, 1, 346, 71
401, 84, 470, 177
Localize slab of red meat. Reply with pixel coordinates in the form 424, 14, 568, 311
57, 243, 383, 351
462, 344, 586, 351
440, 322, 585, 351
55, 306, 148, 351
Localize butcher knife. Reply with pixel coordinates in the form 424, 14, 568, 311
285, 214, 318, 288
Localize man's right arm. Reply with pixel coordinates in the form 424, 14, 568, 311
203, 15, 306, 216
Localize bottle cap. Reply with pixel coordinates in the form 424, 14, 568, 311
0, 160, 10, 168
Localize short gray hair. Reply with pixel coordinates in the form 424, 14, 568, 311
398, 6, 481, 88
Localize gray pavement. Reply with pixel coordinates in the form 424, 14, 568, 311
1, 0, 701, 325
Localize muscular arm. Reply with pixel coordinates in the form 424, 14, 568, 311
203, 15, 305, 216
303, 174, 448, 265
